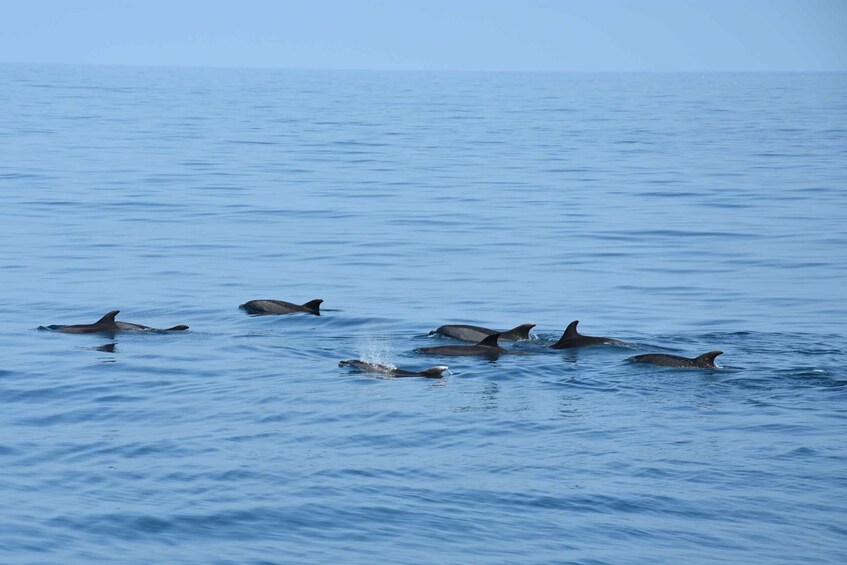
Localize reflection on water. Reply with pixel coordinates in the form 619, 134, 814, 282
481, 381, 500, 410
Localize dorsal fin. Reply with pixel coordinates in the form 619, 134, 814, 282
564, 320, 581, 339
301, 299, 323, 314
478, 333, 501, 347
507, 323, 536, 339
420, 366, 448, 378
696, 351, 723, 367
95, 310, 120, 327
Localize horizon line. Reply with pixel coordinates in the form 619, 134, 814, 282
2, 60, 845, 74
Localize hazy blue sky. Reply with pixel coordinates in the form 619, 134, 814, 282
2, 0, 845, 71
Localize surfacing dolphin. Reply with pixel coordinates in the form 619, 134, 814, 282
416, 333, 506, 357
550, 320, 628, 349
431, 323, 535, 343
339, 360, 448, 378
629, 351, 723, 369
52, 310, 121, 334
46, 310, 189, 334
240, 299, 323, 316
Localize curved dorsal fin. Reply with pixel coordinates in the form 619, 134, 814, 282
696, 351, 723, 366
564, 320, 581, 339
507, 323, 536, 339
301, 299, 323, 314
96, 310, 120, 327
478, 333, 501, 347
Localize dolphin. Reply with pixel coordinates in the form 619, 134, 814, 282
54, 310, 120, 334
550, 320, 628, 349
339, 360, 448, 378
431, 323, 535, 343
46, 310, 189, 334
416, 333, 506, 356
629, 351, 723, 369
115, 321, 189, 332
240, 299, 323, 316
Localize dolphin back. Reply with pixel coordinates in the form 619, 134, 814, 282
241, 299, 322, 315
339, 359, 447, 378
57, 310, 120, 333
418, 366, 449, 378
630, 351, 723, 369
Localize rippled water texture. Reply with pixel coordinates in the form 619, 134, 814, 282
1, 66, 846, 563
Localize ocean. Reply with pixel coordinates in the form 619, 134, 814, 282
1, 65, 845, 564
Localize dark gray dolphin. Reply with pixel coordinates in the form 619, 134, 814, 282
431, 323, 535, 343
339, 360, 448, 378
46, 311, 188, 334
629, 351, 723, 369
240, 299, 323, 316
416, 333, 506, 356
55, 310, 120, 334
550, 320, 628, 349
115, 321, 189, 332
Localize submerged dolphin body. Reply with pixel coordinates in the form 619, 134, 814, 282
115, 321, 189, 332
550, 320, 628, 349
431, 323, 535, 343
629, 351, 723, 369
54, 310, 121, 334
240, 299, 323, 316
339, 360, 448, 378
416, 333, 506, 357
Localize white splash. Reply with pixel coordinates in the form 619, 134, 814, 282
357, 337, 396, 369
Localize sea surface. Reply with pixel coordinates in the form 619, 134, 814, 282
1, 65, 846, 564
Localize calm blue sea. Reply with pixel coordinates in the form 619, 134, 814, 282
1, 65, 846, 564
